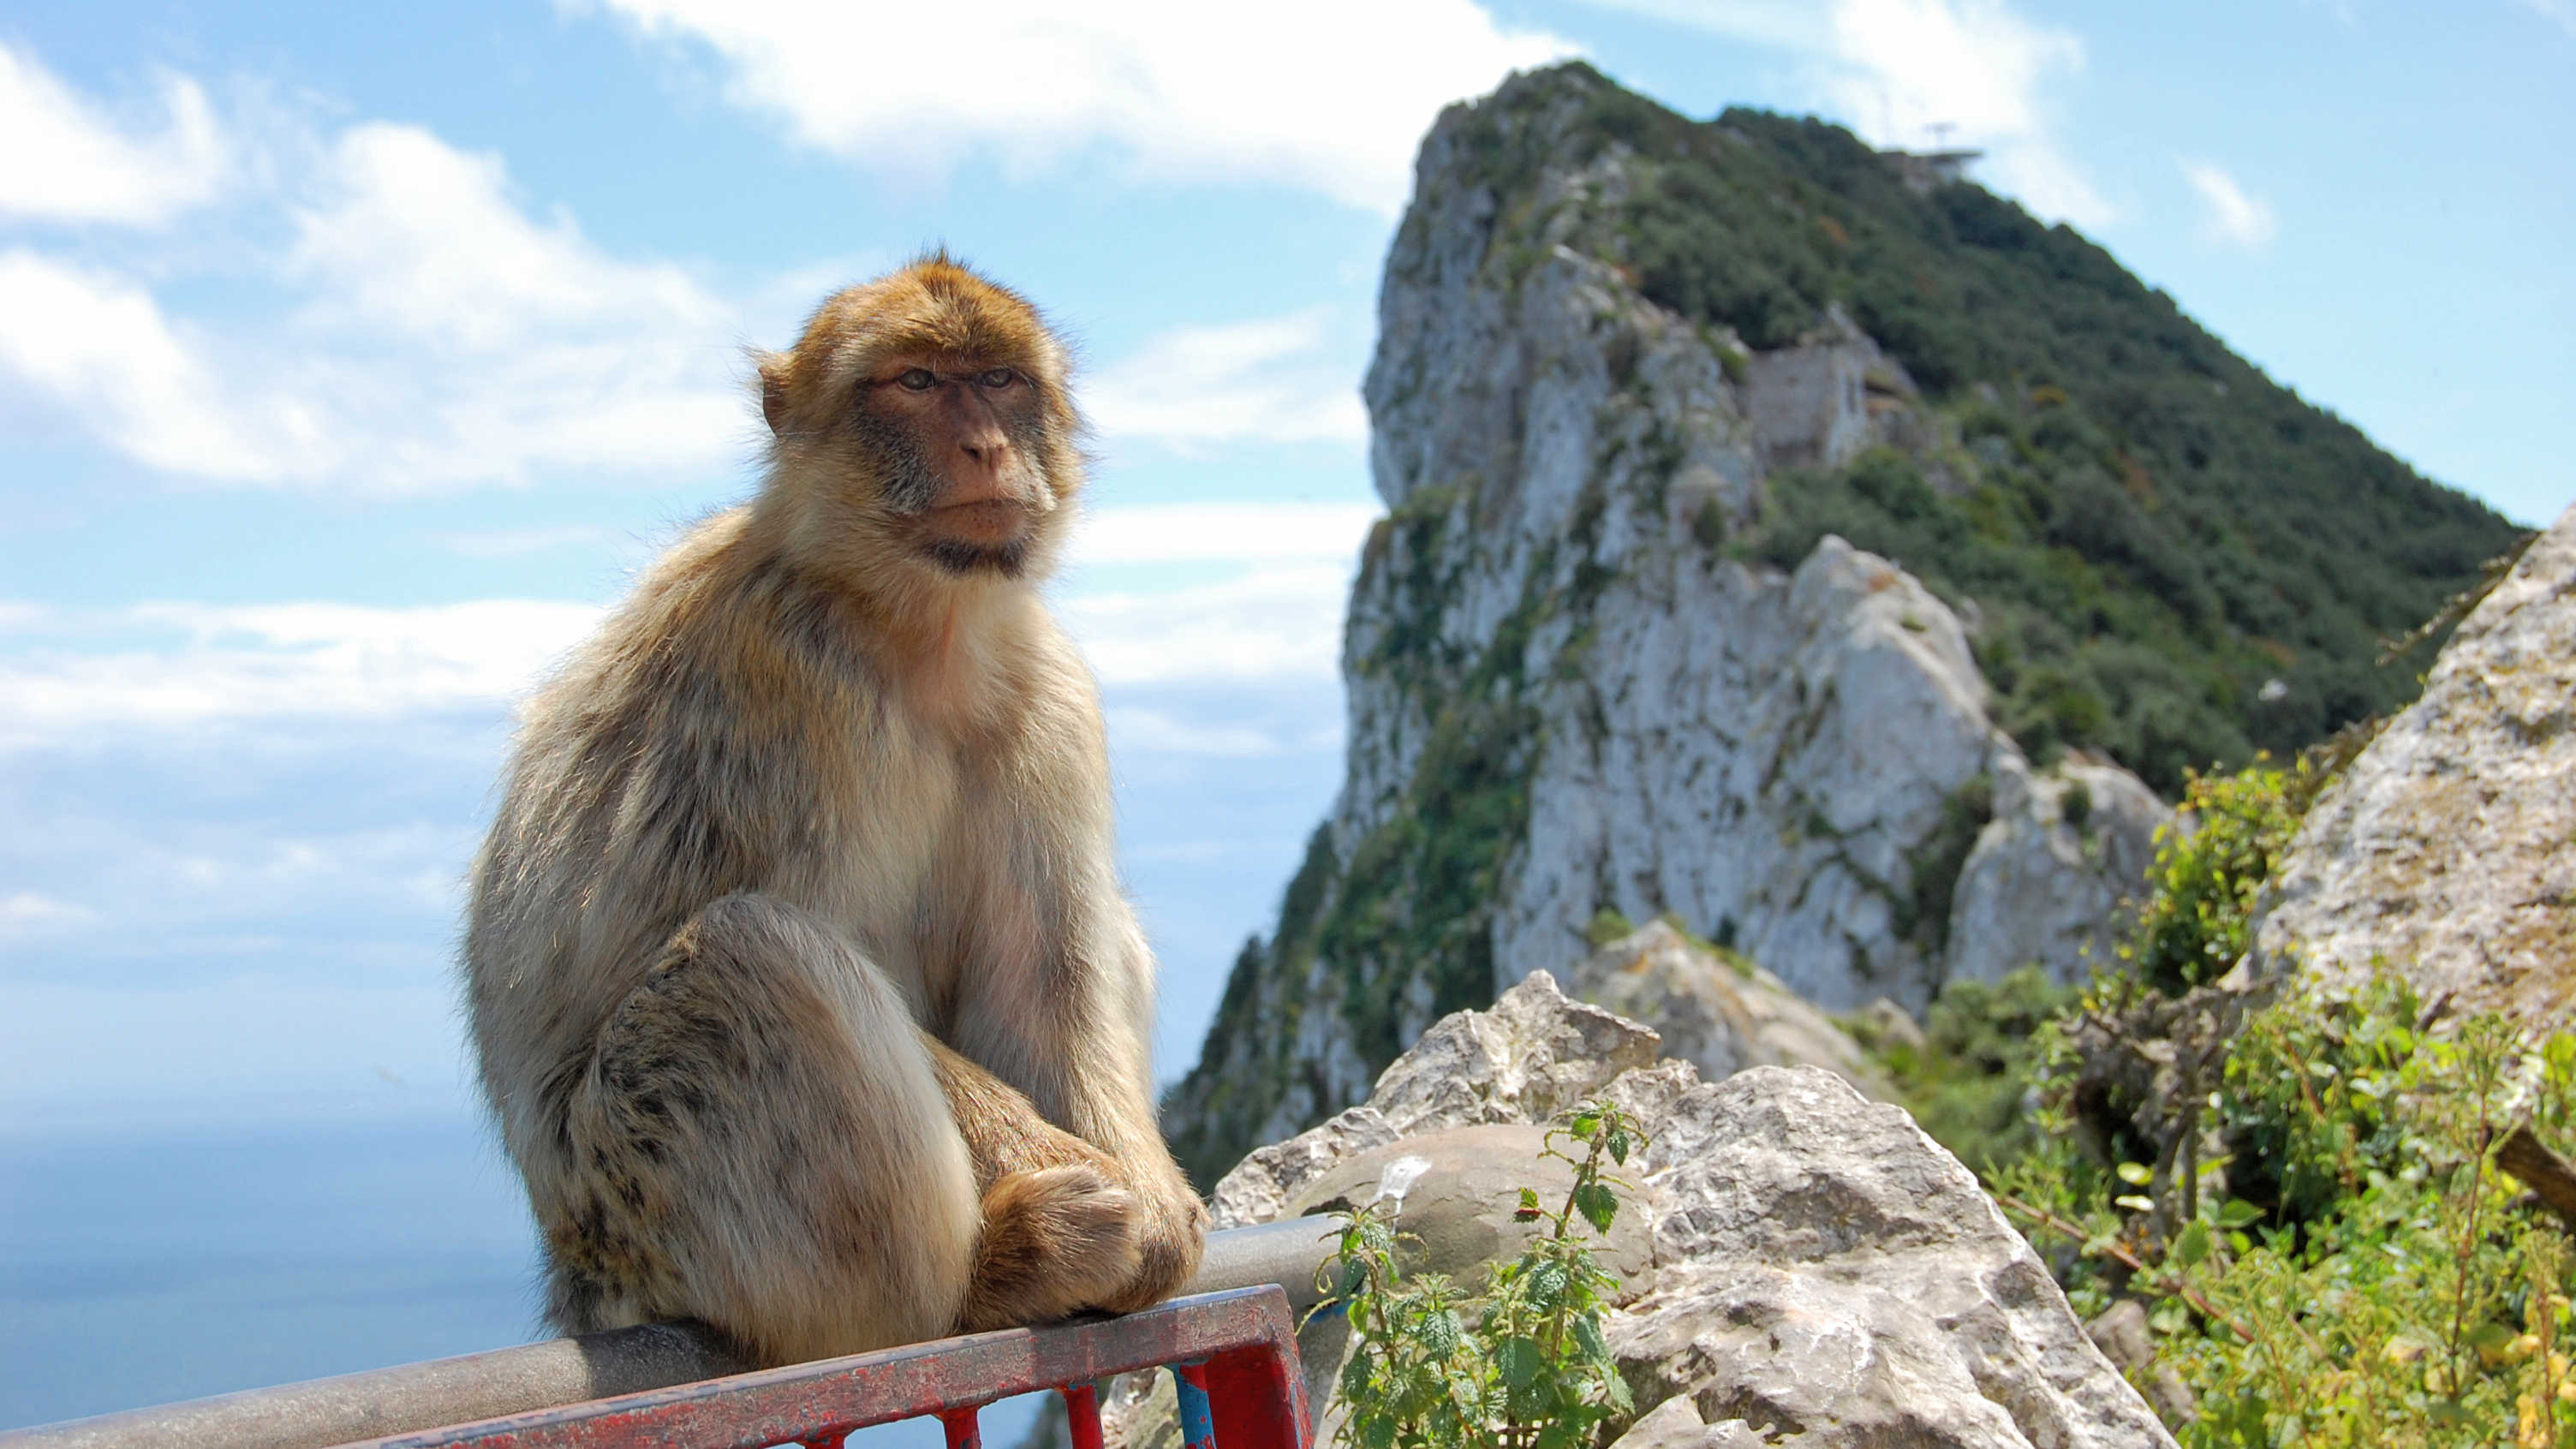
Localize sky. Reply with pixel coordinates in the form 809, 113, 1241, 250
0, 0, 2569, 1138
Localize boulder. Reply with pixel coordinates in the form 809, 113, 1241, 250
1210, 973, 1661, 1230
1619, 1067, 2173, 1446
2253, 504, 2576, 1029
1153, 974, 2175, 1448
1559, 920, 1889, 1097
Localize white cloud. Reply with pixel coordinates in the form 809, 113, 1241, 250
0, 42, 230, 224
1103, 706, 1285, 757
1085, 310, 1370, 452
0, 250, 310, 479
2516, 0, 2576, 38
0, 599, 604, 744
1579, 0, 2112, 229
0, 977, 474, 1123
1071, 502, 1380, 569
0, 557, 1359, 744
1061, 564, 1352, 686
575, 0, 1574, 213
0, 51, 751, 492
0, 891, 98, 939
2181, 160, 2277, 248
0, 51, 1384, 493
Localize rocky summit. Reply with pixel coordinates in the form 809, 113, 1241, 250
1163, 62, 2519, 1189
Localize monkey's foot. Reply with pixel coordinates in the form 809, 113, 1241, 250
953, 1165, 1143, 1333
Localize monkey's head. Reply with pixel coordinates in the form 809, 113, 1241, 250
756, 254, 1084, 586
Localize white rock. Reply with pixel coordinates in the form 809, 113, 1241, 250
2254, 504, 2576, 1027
1949, 748, 2170, 988
1560, 920, 1888, 1095
1202, 974, 2174, 1448
1209, 972, 1660, 1228
1614, 1065, 2172, 1445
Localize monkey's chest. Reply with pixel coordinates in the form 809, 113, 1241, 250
774, 721, 982, 995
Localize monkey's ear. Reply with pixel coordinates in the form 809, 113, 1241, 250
754, 350, 791, 436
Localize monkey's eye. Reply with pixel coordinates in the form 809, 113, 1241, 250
975, 367, 1017, 390
896, 368, 937, 391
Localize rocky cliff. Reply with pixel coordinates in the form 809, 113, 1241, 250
1164, 63, 2521, 1187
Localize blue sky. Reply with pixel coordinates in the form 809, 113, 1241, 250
1, 0, 2568, 1132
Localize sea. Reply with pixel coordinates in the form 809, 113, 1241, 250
0, 1113, 1041, 1446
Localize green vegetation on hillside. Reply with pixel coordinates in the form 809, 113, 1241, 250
1474, 69, 2526, 792
1882, 756, 2576, 1445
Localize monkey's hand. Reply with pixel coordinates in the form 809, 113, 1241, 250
952, 1165, 1143, 1333
1094, 1161, 1208, 1315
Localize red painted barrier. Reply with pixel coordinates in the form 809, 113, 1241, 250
325, 1287, 1309, 1449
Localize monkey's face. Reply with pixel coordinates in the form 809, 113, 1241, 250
849, 354, 1055, 577
760, 258, 1085, 584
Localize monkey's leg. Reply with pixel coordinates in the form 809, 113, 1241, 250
925, 1039, 1148, 1333
552, 892, 985, 1365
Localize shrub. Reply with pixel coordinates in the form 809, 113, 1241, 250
1315, 1102, 1643, 1448
2123, 759, 2306, 993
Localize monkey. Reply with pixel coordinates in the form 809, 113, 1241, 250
459, 253, 1207, 1368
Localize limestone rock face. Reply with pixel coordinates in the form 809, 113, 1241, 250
2253, 504, 2576, 1027
1188, 975, 2173, 1449
1162, 65, 2166, 1182
1560, 920, 1889, 1097
1949, 749, 2172, 988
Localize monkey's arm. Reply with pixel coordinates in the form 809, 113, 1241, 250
943, 878, 1207, 1316
927, 639, 1208, 1315
924, 1032, 1121, 1190
924, 1032, 1154, 1333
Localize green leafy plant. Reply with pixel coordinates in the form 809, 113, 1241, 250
2002, 977, 2576, 1447
2123, 758, 2307, 993
1313, 1103, 1643, 1449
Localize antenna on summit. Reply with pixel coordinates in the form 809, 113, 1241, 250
1877, 122, 1983, 194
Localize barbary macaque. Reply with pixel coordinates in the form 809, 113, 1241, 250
460, 255, 1206, 1365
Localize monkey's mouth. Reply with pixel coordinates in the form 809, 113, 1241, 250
924, 499, 1029, 546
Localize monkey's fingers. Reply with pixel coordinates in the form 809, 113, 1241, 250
1092, 1184, 1209, 1316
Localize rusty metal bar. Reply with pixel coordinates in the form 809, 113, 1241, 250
331, 1285, 1305, 1449
0, 1218, 1337, 1449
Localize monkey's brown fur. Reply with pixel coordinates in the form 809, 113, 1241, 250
462, 255, 1206, 1366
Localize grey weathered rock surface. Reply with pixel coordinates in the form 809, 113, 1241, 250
1949, 749, 2171, 988
1619, 1066, 2171, 1446
2253, 503, 2576, 1028
1561, 920, 1889, 1097
1284, 1124, 1655, 1294
1155, 975, 2174, 1448
1607, 1394, 1768, 1448
1209, 976, 1661, 1231
1165, 63, 2165, 1178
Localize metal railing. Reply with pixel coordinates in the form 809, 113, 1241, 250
343, 1285, 1307, 1449
2, 1219, 1335, 1449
